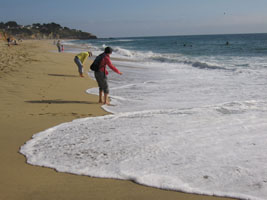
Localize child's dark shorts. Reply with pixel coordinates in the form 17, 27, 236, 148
94, 71, 109, 94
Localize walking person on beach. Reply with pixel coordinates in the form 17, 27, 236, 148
7, 37, 11, 46
74, 51, 93, 77
56, 40, 62, 52
94, 47, 123, 105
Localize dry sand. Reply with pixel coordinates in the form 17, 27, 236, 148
0, 39, 236, 200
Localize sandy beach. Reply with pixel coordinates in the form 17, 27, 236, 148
0, 39, 236, 200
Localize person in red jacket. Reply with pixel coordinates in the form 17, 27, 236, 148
94, 47, 123, 105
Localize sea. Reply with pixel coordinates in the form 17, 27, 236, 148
20, 34, 267, 200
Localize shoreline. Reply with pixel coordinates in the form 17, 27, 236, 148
0, 39, 236, 200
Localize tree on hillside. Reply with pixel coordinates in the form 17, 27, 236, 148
0, 22, 5, 29
45, 22, 62, 31
32, 23, 41, 28
5, 21, 19, 28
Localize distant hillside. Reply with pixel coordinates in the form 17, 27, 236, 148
0, 21, 97, 39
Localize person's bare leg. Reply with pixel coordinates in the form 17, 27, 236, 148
103, 93, 110, 105
99, 90, 103, 103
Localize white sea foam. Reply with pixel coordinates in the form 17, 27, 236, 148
108, 39, 134, 42
20, 101, 267, 200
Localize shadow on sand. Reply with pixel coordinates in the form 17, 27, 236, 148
48, 74, 78, 78
25, 99, 96, 104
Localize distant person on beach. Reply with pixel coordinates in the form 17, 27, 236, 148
56, 40, 61, 52
74, 51, 93, 77
226, 41, 230, 45
7, 37, 11, 46
94, 47, 123, 105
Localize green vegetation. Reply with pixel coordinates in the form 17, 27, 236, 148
0, 21, 97, 39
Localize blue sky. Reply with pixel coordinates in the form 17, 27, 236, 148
1, 0, 267, 38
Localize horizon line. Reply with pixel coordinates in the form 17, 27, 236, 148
99, 32, 267, 39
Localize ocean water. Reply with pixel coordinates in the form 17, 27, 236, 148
20, 34, 267, 200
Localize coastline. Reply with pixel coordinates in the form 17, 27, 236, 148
0, 39, 236, 200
